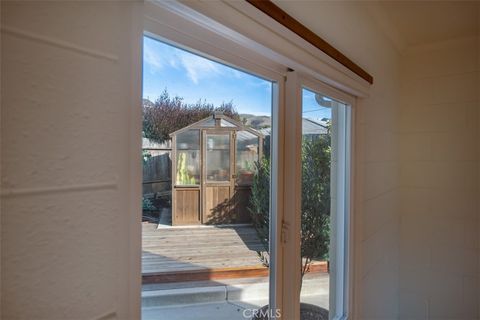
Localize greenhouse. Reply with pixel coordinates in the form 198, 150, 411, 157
170, 112, 263, 225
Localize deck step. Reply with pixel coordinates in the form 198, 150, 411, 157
142, 266, 269, 284
142, 262, 328, 284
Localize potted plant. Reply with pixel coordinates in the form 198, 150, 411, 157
239, 160, 255, 184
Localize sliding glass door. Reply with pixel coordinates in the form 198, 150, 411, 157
298, 80, 353, 320
141, 32, 281, 320
142, 6, 354, 318
281, 72, 353, 320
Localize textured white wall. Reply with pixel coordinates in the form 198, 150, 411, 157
1, 1, 402, 319
9, 1, 467, 319
399, 36, 479, 319
1, 1, 142, 319
272, 2, 402, 319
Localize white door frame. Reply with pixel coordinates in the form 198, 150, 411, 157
282, 72, 356, 320
144, 2, 287, 314
141, 1, 359, 319
299, 77, 356, 320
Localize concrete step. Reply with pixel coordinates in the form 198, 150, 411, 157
142, 275, 329, 308
142, 285, 227, 308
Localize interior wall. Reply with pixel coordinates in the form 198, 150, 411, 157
1, 1, 404, 319
398, 36, 480, 319
273, 2, 401, 319
1, 1, 142, 319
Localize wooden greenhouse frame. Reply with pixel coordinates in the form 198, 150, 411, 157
170, 112, 264, 226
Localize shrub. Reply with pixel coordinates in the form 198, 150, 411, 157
142, 197, 157, 211
300, 136, 331, 275
249, 158, 270, 265
249, 134, 331, 279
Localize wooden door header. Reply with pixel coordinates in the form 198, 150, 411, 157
246, 0, 374, 84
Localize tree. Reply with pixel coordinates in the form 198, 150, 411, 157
249, 134, 331, 281
249, 158, 270, 266
143, 89, 240, 143
300, 136, 331, 276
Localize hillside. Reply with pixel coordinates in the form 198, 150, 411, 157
239, 114, 271, 129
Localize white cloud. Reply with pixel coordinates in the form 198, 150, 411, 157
231, 69, 244, 79
247, 79, 272, 91
144, 42, 164, 71
168, 55, 179, 68
144, 38, 241, 84
178, 52, 220, 84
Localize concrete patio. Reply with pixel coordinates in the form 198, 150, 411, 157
142, 274, 329, 320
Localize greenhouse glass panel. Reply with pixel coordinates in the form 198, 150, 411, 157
197, 118, 216, 127
236, 131, 259, 185
176, 130, 200, 185
220, 119, 236, 127
206, 134, 230, 182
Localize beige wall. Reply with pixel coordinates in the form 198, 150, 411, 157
11, 1, 475, 319
399, 36, 479, 319
1, 1, 404, 319
274, 2, 402, 319
1, 1, 142, 319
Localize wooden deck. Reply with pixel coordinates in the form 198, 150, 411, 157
142, 222, 327, 284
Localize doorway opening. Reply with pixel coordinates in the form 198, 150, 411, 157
141, 36, 277, 320
140, 7, 353, 318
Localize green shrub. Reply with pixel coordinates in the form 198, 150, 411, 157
249, 158, 270, 265
142, 197, 157, 211
300, 136, 331, 275
249, 134, 331, 279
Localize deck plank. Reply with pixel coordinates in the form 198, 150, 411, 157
142, 223, 266, 274
141, 222, 327, 283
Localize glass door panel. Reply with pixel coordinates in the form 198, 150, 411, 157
142, 31, 277, 320
299, 85, 351, 319
206, 133, 231, 182
175, 130, 201, 185
299, 88, 332, 314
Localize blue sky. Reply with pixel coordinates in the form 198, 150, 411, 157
143, 36, 330, 120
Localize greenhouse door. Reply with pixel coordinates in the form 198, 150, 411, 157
202, 130, 235, 224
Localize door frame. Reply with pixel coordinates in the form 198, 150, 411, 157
142, 2, 360, 318
298, 75, 356, 320
144, 4, 287, 315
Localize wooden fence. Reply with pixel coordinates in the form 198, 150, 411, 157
143, 139, 171, 198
